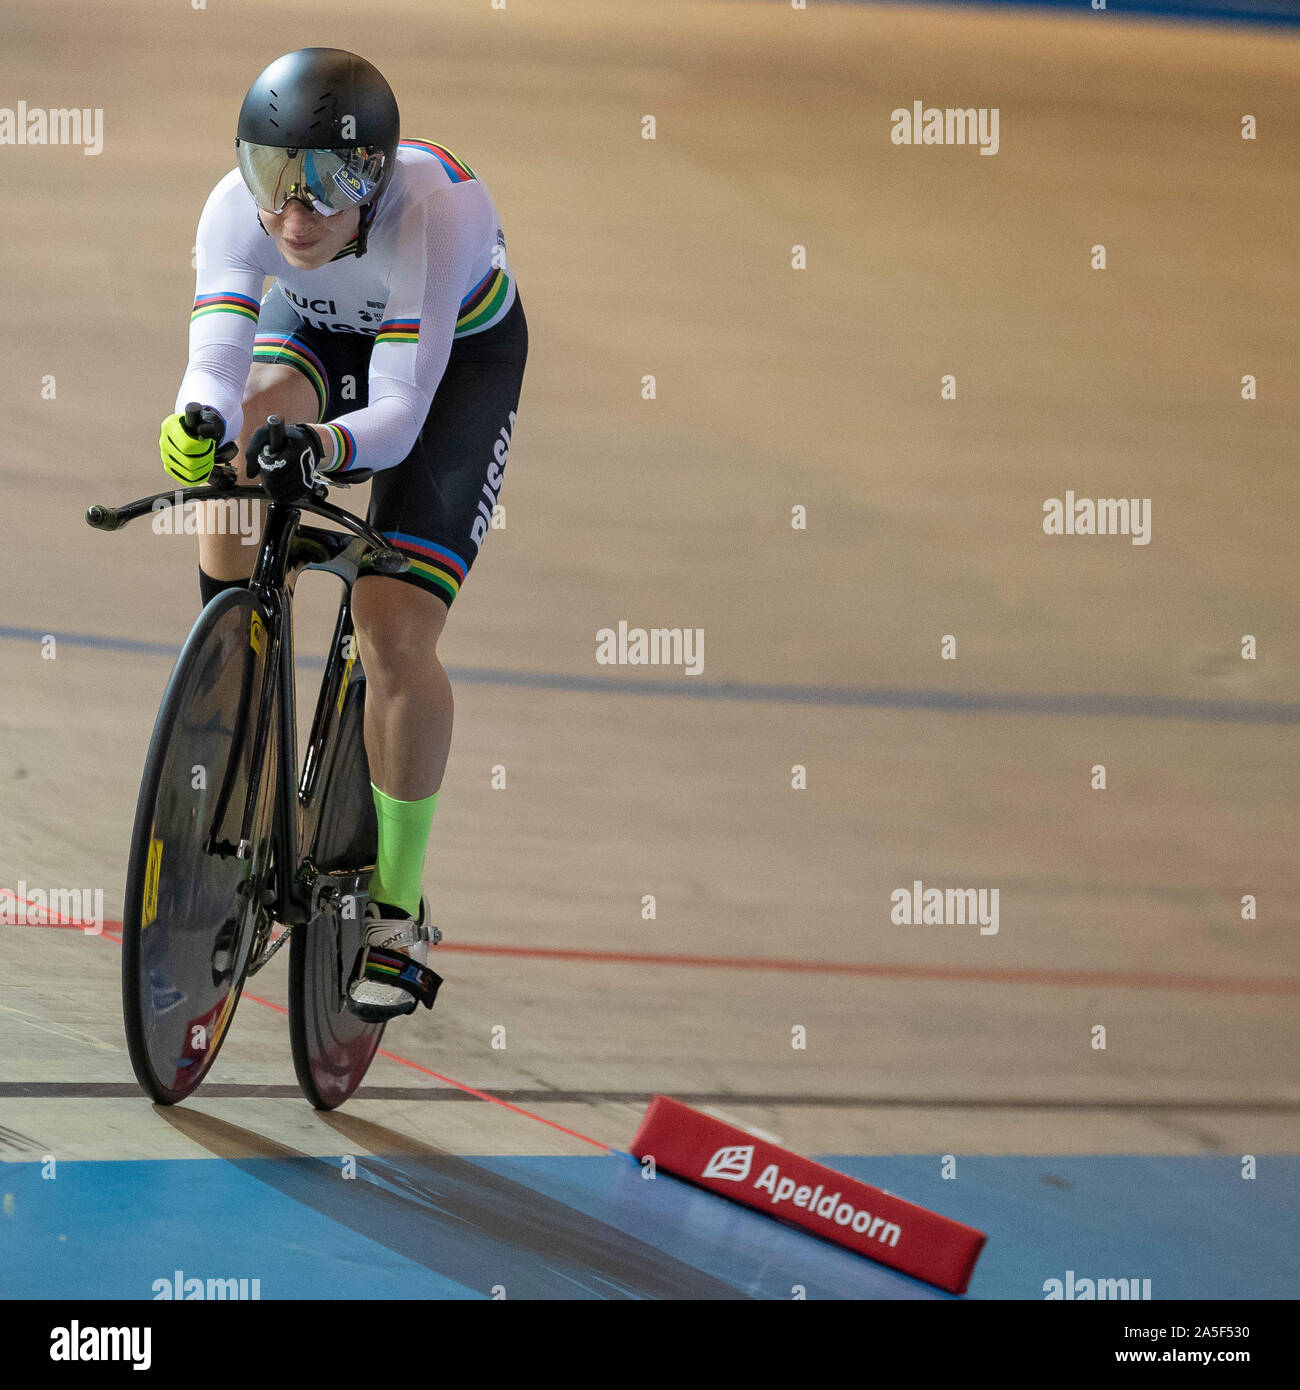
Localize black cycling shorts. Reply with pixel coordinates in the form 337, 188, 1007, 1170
251, 291, 528, 608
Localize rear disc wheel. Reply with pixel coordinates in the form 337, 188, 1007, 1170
289, 671, 385, 1109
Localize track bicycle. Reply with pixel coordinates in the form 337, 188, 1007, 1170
87, 410, 423, 1108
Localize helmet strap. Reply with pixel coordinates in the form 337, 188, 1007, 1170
354, 200, 379, 259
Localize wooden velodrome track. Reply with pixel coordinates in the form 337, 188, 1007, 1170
0, 0, 1296, 1296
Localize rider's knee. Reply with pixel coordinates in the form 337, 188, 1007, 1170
238, 368, 314, 479
241, 367, 311, 432
352, 579, 447, 678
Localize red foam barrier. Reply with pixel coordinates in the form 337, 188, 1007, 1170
629, 1095, 986, 1294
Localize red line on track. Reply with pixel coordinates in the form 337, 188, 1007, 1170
11, 902, 1297, 996
241, 992, 287, 1014
232, 991, 607, 1148
427, 942, 1300, 996
362, 1050, 613, 1151
15, 899, 612, 1152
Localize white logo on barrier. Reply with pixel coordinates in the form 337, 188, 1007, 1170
702, 1145, 753, 1182
752, 1164, 902, 1248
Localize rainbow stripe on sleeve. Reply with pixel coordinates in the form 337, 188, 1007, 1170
398, 139, 476, 182
191, 291, 260, 324
455, 268, 510, 335
376, 318, 420, 346
322, 422, 357, 473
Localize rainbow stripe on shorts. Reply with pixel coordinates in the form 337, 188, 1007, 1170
375, 532, 467, 604
251, 334, 329, 420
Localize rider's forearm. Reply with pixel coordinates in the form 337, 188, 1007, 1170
176, 280, 261, 446
174, 343, 251, 446
310, 378, 435, 473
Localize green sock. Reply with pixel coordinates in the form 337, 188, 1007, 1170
369, 783, 439, 918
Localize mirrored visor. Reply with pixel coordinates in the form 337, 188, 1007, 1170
236, 142, 388, 216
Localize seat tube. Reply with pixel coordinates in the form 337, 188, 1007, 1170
273, 585, 301, 908
300, 598, 353, 806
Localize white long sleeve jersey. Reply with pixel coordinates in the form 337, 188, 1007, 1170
174, 139, 517, 471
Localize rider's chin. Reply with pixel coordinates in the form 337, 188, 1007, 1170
282, 238, 324, 265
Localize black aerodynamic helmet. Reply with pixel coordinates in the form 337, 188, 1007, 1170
235, 48, 400, 252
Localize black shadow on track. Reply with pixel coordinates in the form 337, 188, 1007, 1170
153, 1106, 748, 1299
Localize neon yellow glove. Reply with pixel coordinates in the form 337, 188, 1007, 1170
159, 406, 225, 485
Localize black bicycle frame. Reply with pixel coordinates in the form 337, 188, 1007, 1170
241, 502, 384, 929
86, 468, 406, 932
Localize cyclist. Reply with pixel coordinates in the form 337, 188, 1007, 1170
158, 48, 527, 1021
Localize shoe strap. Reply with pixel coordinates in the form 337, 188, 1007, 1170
354, 947, 443, 1009
364, 918, 426, 951
365, 901, 442, 951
